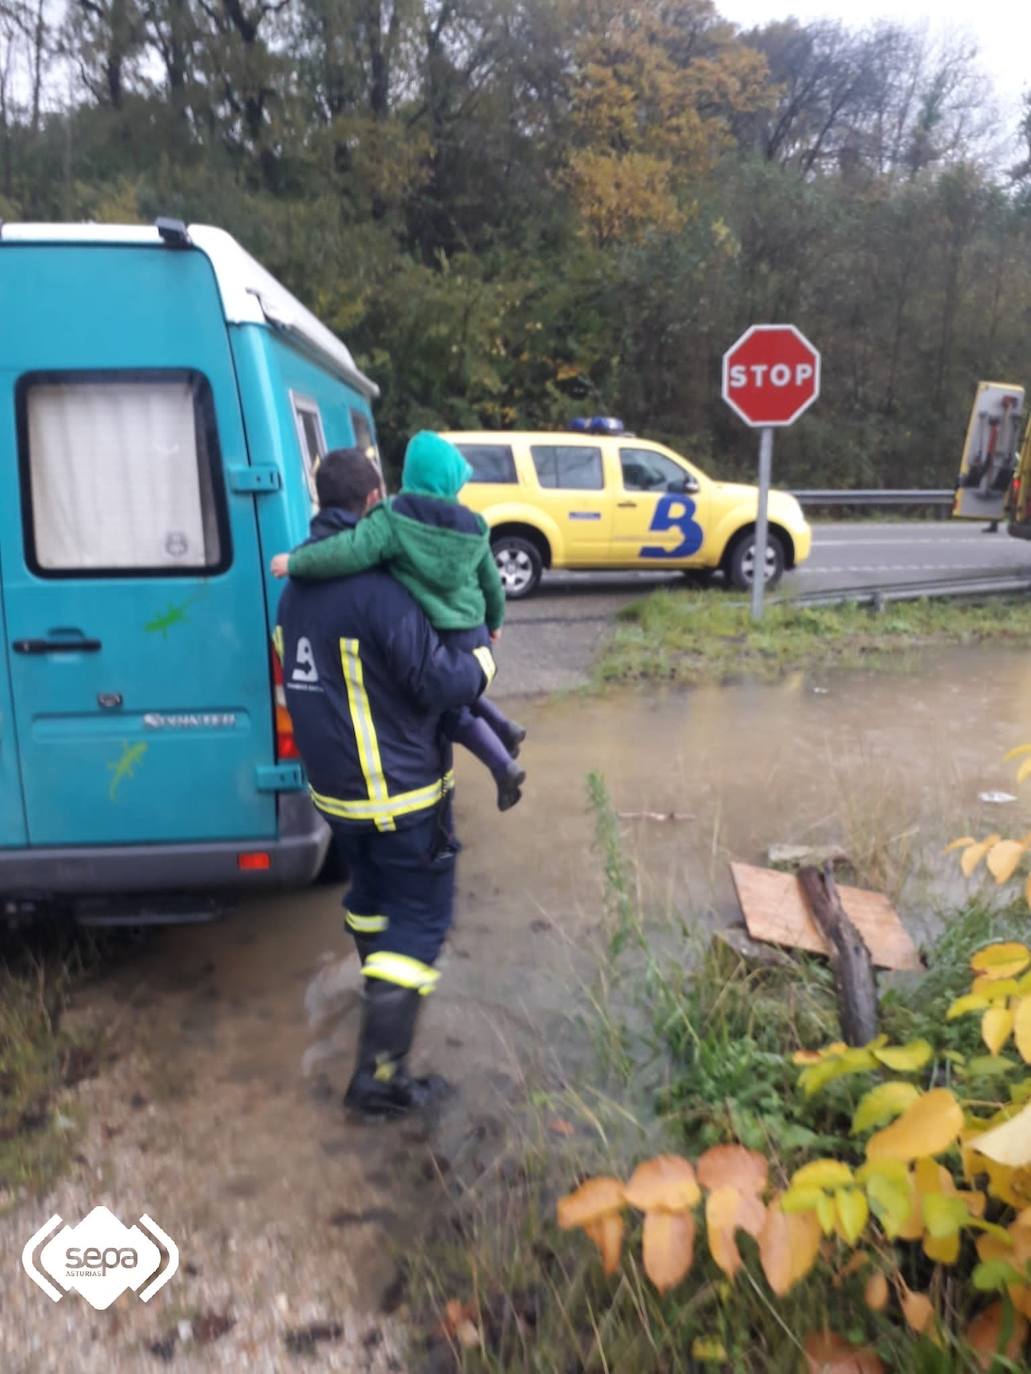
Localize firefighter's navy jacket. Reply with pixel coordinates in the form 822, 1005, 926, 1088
275, 507, 494, 832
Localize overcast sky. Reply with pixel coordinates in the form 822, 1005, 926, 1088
718, 1, 1029, 121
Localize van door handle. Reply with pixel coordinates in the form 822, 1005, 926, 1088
618, 501, 638, 509
14, 638, 102, 654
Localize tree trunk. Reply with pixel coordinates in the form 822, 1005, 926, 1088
798, 863, 878, 1046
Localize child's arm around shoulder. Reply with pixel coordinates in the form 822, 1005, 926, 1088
478, 546, 506, 633
285, 504, 397, 581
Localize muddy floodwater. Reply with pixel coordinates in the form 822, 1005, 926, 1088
5, 645, 1031, 1371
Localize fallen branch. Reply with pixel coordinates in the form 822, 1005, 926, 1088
797, 862, 878, 1046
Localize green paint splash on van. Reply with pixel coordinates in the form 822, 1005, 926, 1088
108, 742, 148, 801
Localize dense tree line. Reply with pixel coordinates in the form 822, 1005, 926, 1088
2, 0, 1030, 484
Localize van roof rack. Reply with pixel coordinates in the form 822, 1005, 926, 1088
156, 217, 191, 248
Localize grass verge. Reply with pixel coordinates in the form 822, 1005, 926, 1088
594, 592, 1031, 687
0, 937, 103, 1205
410, 781, 1029, 1373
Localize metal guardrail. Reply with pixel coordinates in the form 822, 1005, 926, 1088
774, 568, 1031, 610
792, 489, 953, 508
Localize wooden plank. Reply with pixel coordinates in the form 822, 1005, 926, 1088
730, 862, 922, 972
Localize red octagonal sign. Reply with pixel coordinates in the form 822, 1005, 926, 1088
722, 324, 820, 428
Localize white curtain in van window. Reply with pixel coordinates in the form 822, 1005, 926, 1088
28, 380, 217, 570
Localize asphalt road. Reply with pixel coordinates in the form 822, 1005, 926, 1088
495, 520, 1031, 696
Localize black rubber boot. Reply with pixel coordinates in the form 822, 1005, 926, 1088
344, 980, 450, 1118
495, 759, 526, 812
502, 722, 528, 759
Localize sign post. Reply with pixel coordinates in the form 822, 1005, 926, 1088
721, 324, 821, 620
751, 426, 773, 621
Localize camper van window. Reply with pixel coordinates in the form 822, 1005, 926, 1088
350, 409, 380, 466
18, 371, 227, 576
290, 393, 325, 509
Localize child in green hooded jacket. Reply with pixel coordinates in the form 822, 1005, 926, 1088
271, 431, 527, 810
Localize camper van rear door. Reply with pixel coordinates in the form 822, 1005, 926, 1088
3, 367, 278, 847
0, 585, 28, 846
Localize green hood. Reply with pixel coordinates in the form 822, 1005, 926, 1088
401, 431, 473, 498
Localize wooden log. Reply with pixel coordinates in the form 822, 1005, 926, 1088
797, 862, 878, 1046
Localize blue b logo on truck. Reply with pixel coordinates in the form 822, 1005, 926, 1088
640, 494, 704, 559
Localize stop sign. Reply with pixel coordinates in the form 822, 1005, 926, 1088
722, 324, 820, 427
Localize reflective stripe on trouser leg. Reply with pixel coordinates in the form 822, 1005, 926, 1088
363, 951, 440, 996
344, 910, 389, 967
344, 910, 389, 934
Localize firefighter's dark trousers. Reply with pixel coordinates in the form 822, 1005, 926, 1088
331, 804, 458, 994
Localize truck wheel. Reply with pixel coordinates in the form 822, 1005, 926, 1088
726, 530, 786, 591
492, 534, 543, 599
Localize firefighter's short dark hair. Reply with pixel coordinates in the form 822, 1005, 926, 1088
315, 448, 383, 513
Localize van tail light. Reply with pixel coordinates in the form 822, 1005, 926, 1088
271, 645, 300, 761
238, 851, 271, 871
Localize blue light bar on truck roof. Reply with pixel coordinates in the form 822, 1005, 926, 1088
569, 416, 625, 435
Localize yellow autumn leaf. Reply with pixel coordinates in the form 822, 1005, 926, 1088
867, 1089, 964, 1162
987, 840, 1026, 885
970, 942, 1031, 980
1014, 997, 1031, 1064
791, 1159, 854, 1190
971, 975, 1019, 1000
864, 1270, 889, 1311
584, 1212, 624, 1276
1003, 744, 1031, 762
695, 1144, 767, 1197
945, 836, 977, 852
556, 1177, 625, 1230
816, 1192, 837, 1235
834, 1188, 869, 1245
1018, 758, 1031, 785
624, 1155, 700, 1212
863, 1170, 918, 1238
758, 1195, 821, 1297
982, 1005, 1015, 1055
901, 1287, 935, 1334
948, 993, 990, 1020
852, 1081, 921, 1134
873, 1040, 932, 1072
924, 1229, 961, 1264
974, 1102, 1031, 1167
705, 1186, 744, 1278
641, 1209, 695, 1294
922, 1191, 971, 1238
963, 837, 1001, 878
690, 1336, 728, 1364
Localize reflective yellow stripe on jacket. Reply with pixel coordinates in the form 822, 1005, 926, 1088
310, 770, 455, 826
311, 634, 456, 831
472, 645, 496, 686
340, 638, 393, 830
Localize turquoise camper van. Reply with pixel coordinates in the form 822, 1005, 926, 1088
0, 220, 381, 919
